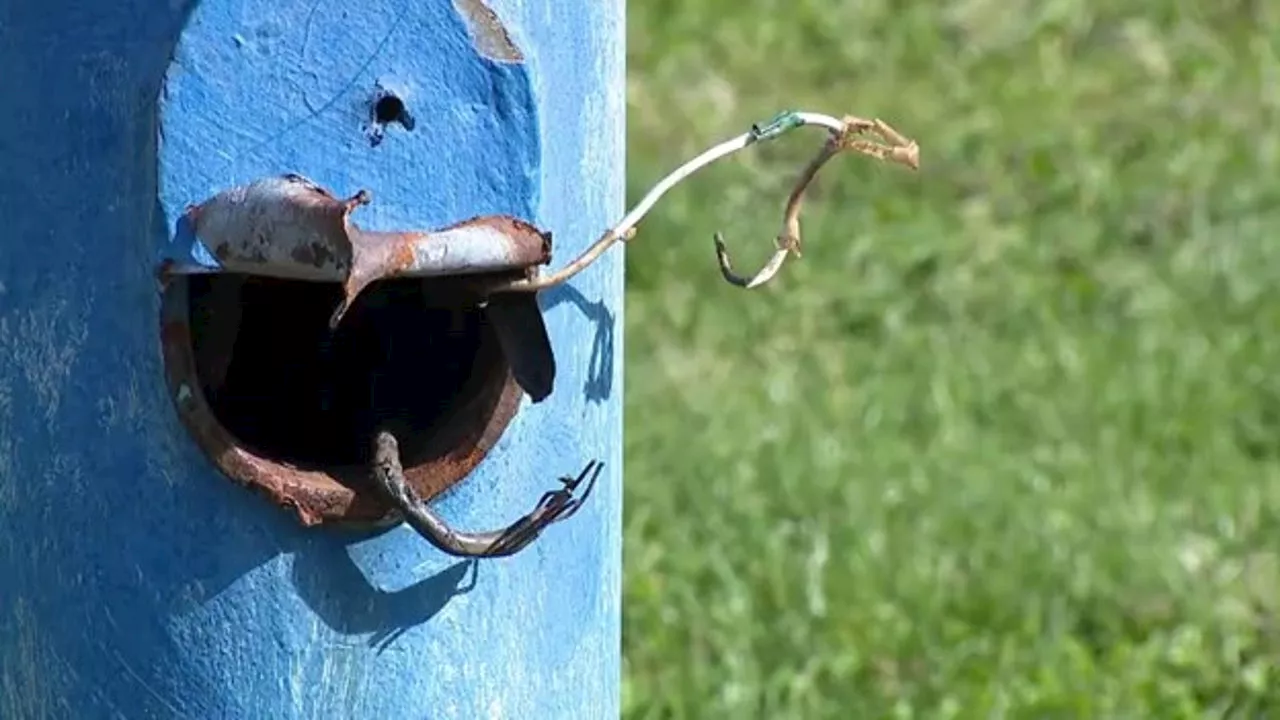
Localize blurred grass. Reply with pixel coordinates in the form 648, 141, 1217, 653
620, 1, 1280, 717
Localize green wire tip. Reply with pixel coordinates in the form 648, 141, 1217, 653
749, 111, 804, 142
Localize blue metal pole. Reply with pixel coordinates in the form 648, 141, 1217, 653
0, 0, 624, 717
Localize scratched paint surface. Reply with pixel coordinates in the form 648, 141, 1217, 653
0, 0, 623, 717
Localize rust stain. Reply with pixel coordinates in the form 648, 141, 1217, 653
288, 240, 337, 268
453, 0, 523, 63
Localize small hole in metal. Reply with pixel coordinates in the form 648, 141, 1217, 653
373, 94, 414, 130
367, 92, 415, 147
374, 95, 404, 124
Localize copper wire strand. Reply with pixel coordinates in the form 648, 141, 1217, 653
371, 429, 602, 558
489, 113, 919, 294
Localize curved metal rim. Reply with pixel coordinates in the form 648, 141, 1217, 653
158, 275, 524, 528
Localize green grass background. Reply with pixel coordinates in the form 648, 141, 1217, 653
620, 2, 1280, 717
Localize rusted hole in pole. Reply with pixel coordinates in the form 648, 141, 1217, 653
194, 275, 503, 469
158, 175, 557, 527
161, 275, 523, 528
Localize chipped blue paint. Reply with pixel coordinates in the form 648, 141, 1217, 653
0, 0, 624, 717
167, 212, 224, 272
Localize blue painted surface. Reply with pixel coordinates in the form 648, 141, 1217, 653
0, 0, 624, 717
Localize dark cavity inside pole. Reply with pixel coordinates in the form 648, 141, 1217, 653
188, 274, 507, 471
